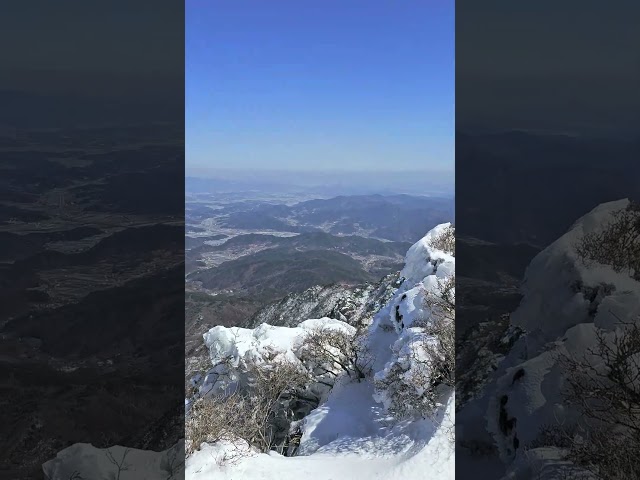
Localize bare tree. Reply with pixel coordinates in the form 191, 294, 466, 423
419, 273, 455, 388
575, 201, 640, 280
160, 442, 185, 479
564, 318, 640, 435
428, 224, 455, 256
418, 312, 455, 390
556, 314, 640, 479
243, 352, 310, 452
300, 326, 372, 381
105, 448, 131, 480
423, 274, 455, 322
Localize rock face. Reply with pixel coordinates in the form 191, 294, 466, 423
244, 272, 401, 329
185, 269, 403, 382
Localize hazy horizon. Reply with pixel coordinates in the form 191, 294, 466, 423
186, 166, 454, 197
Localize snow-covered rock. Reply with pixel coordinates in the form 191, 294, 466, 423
400, 223, 455, 286
371, 223, 455, 415
458, 199, 640, 475
511, 199, 635, 339
42, 441, 185, 480
490, 200, 640, 458
204, 318, 355, 370
188, 223, 456, 479
198, 317, 355, 400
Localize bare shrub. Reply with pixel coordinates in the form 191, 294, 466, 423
556, 316, 640, 479
418, 273, 455, 389
375, 355, 432, 418
419, 310, 455, 390
243, 354, 310, 452
428, 224, 455, 256
160, 442, 185, 479
575, 201, 640, 280
529, 423, 578, 450
568, 429, 640, 480
185, 392, 246, 456
300, 326, 372, 381
423, 274, 455, 323
532, 422, 639, 480
382, 312, 454, 418
563, 320, 640, 435
105, 448, 131, 480
185, 356, 310, 457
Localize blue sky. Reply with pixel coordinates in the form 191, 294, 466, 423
186, 1, 454, 173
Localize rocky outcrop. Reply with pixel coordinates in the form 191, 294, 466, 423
243, 272, 401, 329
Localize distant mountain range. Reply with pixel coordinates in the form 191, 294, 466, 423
186, 171, 455, 197
189, 194, 454, 243
456, 130, 640, 247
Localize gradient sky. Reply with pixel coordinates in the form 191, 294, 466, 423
186, 0, 454, 173
456, 0, 640, 133
0, 0, 183, 95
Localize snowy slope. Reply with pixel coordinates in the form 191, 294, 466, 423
457, 200, 640, 476
186, 393, 454, 480
368, 225, 454, 421
187, 223, 455, 479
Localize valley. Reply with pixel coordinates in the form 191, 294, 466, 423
184, 189, 454, 368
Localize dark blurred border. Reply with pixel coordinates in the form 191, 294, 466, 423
0, 1, 184, 477
456, 0, 640, 478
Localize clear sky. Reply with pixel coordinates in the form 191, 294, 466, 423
186, 0, 454, 173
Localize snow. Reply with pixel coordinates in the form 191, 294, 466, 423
41, 224, 455, 479
199, 318, 355, 399
299, 380, 425, 458
458, 199, 640, 475
187, 223, 456, 479
186, 392, 454, 480
400, 222, 454, 286
511, 199, 633, 338
42, 441, 185, 480
204, 318, 355, 368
